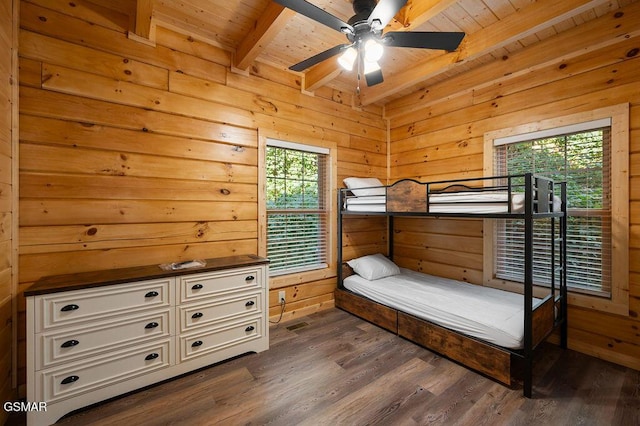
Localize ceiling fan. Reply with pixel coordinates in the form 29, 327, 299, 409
273, 0, 465, 88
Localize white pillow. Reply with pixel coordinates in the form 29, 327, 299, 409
347, 254, 400, 280
343, 177, 385, 197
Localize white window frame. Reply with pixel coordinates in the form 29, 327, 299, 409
483, 104, 629, 316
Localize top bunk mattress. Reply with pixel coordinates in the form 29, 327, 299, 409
343, 268, 538, 349
344, 192, 562, 214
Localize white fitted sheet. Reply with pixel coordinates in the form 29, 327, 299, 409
344, 192, 561, 214
344, 268, 538, 349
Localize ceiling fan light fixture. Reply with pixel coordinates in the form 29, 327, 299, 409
338, 46, 358, 71
363, 58, 381, 75
364, 39, 384, 62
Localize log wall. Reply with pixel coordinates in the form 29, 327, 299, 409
0, 0, 17, 420
15, 0, 386, 390
386, 3, 640, 370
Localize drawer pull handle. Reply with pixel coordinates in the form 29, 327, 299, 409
61, 375, 79, 385
245, 301, 255, 307
61, 340, 79, 348
191, 312, 203, 319
145, 322, 159, 329
145, 291, 159, 298
192, 340, 203, 348
60, 304, 79, 312
245, 275, 255, 282
192, 284, 203, 290
245, 326, 255, 332
145, 353, 159, 361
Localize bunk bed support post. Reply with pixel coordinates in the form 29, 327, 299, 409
560, 182, 568, 349
388, 216, 394, 261
523, 173, 534, 398
337, 189, 343, 288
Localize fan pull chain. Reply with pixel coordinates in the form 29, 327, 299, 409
356, 53, 362, 96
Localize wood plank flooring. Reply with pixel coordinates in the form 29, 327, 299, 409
11, 308, 640, 425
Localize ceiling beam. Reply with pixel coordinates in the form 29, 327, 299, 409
128, 0, 156, 46
360, 0, 612, 105
304, 59, 342, 92
235, 2, 296, 71
395, 0, 460, 30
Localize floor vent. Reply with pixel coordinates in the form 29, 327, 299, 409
286, 322, 309, 331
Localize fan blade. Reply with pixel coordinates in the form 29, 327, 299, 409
368, 0, 408, 29
365, 68, 384, 87
383, 31, 465, 51
289, 44, 351, 72
273, 0, 354, 34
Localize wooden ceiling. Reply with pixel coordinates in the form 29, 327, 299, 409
123, 0, 635, 106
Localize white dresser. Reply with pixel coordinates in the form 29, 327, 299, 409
25, 255, 269, 426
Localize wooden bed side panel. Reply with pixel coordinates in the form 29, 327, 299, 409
387, 180, 426, 213
334, 289, 398, 333
397, 312, 512, 385
532, 296, 555, 347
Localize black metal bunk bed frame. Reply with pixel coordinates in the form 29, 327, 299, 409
336, 173, 568, 398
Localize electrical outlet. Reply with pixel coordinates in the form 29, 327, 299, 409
278, 290, 286, 303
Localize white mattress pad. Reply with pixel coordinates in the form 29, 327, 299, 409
344, 268, 538, 349
344, 192, 561, 214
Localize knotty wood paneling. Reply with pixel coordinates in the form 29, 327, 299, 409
15, 0, 386, 392
0, 0, 16, 419
388, 2, 640, 370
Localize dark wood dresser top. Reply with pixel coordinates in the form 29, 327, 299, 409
25, 254, 269, 296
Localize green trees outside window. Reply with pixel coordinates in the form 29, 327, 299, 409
266, 145, 328, 275
495, 128, 611, 296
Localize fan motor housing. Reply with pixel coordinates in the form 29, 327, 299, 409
347, 0, 381, 42
352, 0, 376, 15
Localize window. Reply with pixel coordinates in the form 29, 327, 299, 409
493, 124, 610, 296
483, 105, 629, 315
265, 140, 330, 276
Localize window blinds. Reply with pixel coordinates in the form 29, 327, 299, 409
266, 144, 329, 275
494, 127, 611, 296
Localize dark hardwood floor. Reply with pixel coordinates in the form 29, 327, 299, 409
11, 308, 640, 425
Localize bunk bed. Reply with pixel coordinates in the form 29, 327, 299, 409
336, 173, 567, 398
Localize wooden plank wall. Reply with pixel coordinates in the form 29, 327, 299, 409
386, 3, 640, 370
0, 0, 17, 420
15, 0, 386, 390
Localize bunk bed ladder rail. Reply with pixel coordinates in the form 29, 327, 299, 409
522, 175, 568, 398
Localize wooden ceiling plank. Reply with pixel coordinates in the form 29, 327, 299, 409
235, 2, 296, 70
385, 0, 640, 120
360, 0, 612, 105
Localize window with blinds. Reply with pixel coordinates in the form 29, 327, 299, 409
266, 143, 329, 276
493, 125, 612, 297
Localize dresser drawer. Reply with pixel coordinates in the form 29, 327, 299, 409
37, 339, 172, 403
178, 293, 261, 333
179, 267, 263, 303
37, 309, 172, 370
179, 317, 262, 362
34, 278, 173, 332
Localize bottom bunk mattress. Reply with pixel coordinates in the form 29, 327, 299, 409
343, 268, 538, 349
